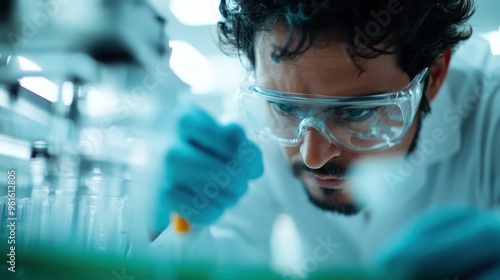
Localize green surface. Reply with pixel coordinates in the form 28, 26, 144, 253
0, 248, 393, 280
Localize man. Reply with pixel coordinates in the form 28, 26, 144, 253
152, 0, 500, 278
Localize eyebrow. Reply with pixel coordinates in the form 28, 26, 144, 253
268, 100, 380, 113
249, 67, 427, 98
341, 91, 387, 97
255, 84, 397, 98
323, 105, 380, 112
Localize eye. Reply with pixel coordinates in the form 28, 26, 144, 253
338, 107, 378, 122
270, 102, 301, 116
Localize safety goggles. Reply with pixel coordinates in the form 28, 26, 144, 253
238, 68, 429, 152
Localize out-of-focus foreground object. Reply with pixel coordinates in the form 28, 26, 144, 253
0, 0, 188, 271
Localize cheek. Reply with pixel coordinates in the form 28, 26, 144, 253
282, 146, 300, 162
399, 114, 420, 147
382, 116, 420, 156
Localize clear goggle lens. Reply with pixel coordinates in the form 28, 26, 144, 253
238, 68, 428, 152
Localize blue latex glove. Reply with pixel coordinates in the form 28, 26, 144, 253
158, 104, 263, 228
373, 204, 500, 279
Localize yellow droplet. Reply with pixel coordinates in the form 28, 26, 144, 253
171, 213, 190, 234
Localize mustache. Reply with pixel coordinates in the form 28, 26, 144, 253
292, 160, 350, 178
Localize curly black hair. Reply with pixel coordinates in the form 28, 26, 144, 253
218, 0, 474, 76
217, 0, 475, 115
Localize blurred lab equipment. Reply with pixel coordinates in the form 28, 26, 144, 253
0, 0, 187, 263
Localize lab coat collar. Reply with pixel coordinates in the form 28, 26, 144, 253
368, 75, 464, 211
357, 81, 463, 210
417, 76, 461, 164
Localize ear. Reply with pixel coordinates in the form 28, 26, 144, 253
425, 49, 452, 102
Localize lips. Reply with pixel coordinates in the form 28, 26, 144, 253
307, 174, 346, 190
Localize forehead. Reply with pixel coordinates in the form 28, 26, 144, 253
253, 26, 409, 97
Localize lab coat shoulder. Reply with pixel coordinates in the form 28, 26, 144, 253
448, 36, 500, 207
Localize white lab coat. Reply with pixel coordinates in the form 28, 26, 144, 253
151, 36, 500, 276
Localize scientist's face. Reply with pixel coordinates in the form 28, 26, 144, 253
253, 26, 445, 215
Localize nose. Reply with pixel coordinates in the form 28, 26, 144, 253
299, 128, 343, 169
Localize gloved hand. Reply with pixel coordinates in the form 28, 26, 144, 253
373, 204, 500, 280
158, 104, 263, 228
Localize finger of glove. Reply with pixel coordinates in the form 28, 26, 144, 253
172, 166, 250, 201
173, 122, 263, 185
165, 183, 243, 212
473, 263, 500, 280
165, 186, 225, 225
374, 206, 500, 277
165, 142, 231, 188
374, 206, 474, 266
165, 138, 254, 208
164, 148, 250, 207
152, 204, 171, 233
176, 106, 244, 160
232, 136, 264, 180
